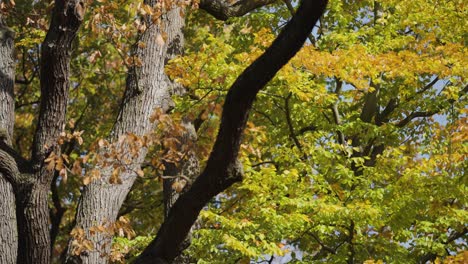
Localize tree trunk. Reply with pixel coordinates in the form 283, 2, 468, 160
0, 12, 17, 264
66, 4, 185, 263
16, 184, 53, 264
13, 1, 84, 263
0, 177, 16, 263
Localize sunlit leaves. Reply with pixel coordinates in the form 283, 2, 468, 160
166, 0, 468, 263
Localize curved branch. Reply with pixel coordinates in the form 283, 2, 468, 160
199, 0, 278, 20
309, 232, 336, 254
297, 125, 317, 135
0, 149, 19, 184
0, 140, 32, 179
396, 110, 438, 127
283, 0, 315, 44
134, 0, 328, 262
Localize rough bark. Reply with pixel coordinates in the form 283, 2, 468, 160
200, 0, 278, 20
163, 121, 199, 219
0, 177, 16, 264
65, 2, 185, 263
0, 19, 15, 144
134, 1, 328, 263
162, 121, 200, 264
12, 1, 85, 263
0, 9, 17, 263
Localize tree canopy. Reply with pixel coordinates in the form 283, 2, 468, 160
0, 0, 466, 263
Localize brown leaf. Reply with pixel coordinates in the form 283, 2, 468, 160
59, 168, 68, 183
83, 176, 91, 185
136, 169, 144, 177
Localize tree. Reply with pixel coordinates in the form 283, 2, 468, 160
167, 0, 467, 263
0, 0, 327, 263
1, 0, 467, 264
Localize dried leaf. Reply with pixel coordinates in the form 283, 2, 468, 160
136, 169, 144, 177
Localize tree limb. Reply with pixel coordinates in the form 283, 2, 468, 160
0, 22, 15, 144
285, 92, 302, 151
134, 0, 328, 262
283, 0, 315, 44
0, 147, 20, 185
0, 14, 18, 264
418, 228, 468, 264
309, 232, 337, 254
0, 140, 32, 179
360, 83, 380, 123
376, 97, 397, 125
297, 125, 317, 135
396, 110, 438, 127
199, 0, 278, 20
15, 1, 85, 263
31, 0, 85, 171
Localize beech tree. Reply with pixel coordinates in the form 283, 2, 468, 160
0, 0, 328, 263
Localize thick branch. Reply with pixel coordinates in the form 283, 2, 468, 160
309, 232, 336, 254
376, 97, 397, 125
0, 140, 32, 179
360, 84, 379, 123
395, 82, 467, 128
134, 1, 328, 262
283, 0, 315, 44
0, 23, 15, 144
297, 125, 317, 135
418, 228, 468, 263
199, 0, 277, 20
377, 77, 439, 125
0, 148, 20, 185
66, 2, 184, 263
31, 0, 85, 171
15, 1, 85, 264
396, 110, 438, 127
0, 14, 18, 264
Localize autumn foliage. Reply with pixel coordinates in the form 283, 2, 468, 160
0, 0, 466, 263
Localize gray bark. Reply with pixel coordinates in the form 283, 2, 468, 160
0, 9, 17, 264
65, 3, 185, 263
0, 177, 16, 264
